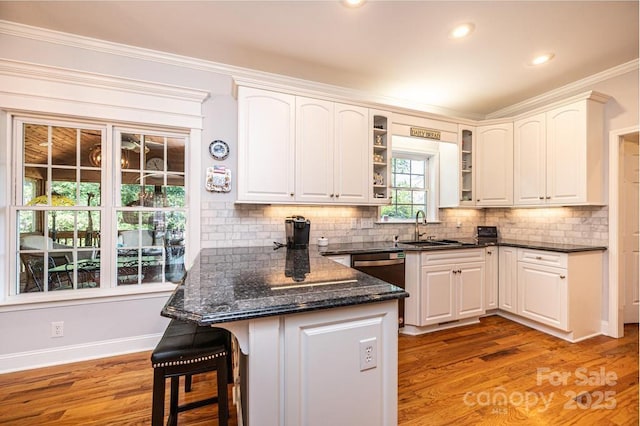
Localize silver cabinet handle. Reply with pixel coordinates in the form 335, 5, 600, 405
352, 259, 405, 267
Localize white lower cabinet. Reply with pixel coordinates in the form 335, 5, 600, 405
484, 247, 498, 310
498, 246, 518, 313
498, 247, 603, 342
518, 261, 567, 330
283, 301, 398, 426
405, 249, 485, 329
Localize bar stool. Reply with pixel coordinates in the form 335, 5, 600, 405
151, 319, 230, 426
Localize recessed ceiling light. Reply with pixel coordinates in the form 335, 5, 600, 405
342, 0, 365, 7
449, 23, 475, 39
530, 53, 555, 66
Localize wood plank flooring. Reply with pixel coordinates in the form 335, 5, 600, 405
0, 316, 636, 425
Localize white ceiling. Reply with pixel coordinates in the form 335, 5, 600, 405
0, 1, 638, 117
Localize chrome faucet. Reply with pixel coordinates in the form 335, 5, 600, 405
415, 210, 426, 241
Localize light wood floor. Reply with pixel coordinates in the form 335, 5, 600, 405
0, 316, 637, 425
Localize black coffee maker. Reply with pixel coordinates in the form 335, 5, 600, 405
285, 216, 311, 248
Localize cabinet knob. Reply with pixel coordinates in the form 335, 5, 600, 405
290, 193, 294, 197
336, 194, 340, 198
536, 256, 543, 260
330, 194, 334, 197
546, 196, 551, 199
476, 199, 480, 202
487, 251, 493, 255
560, 275, 566, 279
539, 196, 544, 200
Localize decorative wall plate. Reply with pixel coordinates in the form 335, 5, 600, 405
206, 166, 231, 192
209, 140, 229, 160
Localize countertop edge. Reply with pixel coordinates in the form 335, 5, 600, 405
162, 289, 409, 326
320, 241, 607, 255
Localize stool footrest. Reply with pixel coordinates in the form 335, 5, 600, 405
178, 396, 219, 413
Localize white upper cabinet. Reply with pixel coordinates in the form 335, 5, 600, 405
475, 123, 514, 206
295, 99, 369, 204
514, 97, 606, 206
514, 113, 547, 205
295, 97, 335, 203
333, 103, 370, 204
545, 99, 604, 205
237, 86, 295, 203
237, 87, 373, 205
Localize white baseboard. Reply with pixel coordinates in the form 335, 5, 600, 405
0, 333, 163, 374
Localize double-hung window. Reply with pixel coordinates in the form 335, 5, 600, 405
13, 116, 187, 296
379, 135, 440, 222
382, 155, 429, 219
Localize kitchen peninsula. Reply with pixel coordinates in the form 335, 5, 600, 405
161, 246, 408, 426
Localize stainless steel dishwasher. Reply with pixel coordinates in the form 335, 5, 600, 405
351, 251, 406, 327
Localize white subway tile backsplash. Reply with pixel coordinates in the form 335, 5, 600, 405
200, 203, 608, 248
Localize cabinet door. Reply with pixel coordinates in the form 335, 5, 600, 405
457, 261, 485, 319
498, 247, 518, 313
514, 114, 546, 205
518, 262, 568, 330
420, 265, 455, 325
475, 123, 514, 206
295, 97, 335, 203
545, 101, 587, 204
334, 103, 370, 203
484, 247, 498, 310
237, 87, 295, 202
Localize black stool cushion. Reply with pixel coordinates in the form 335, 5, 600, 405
151, 319, 229, 367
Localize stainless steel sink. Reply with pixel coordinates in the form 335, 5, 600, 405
401, 239, 478, 247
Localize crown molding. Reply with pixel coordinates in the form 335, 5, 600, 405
486, 59, 639, 119
0, 19, 483, 121
0, 58, 210, 103
0, 20, 636, 123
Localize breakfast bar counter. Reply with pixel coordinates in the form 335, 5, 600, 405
161, 246, 408, 426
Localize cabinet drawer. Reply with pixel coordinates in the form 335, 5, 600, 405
421, 248, 484, 265
518, 249, 567, 268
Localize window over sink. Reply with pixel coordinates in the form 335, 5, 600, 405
379, 135, 439, 223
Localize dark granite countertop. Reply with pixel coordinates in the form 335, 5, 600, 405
320, 239, 606, 255
161, 246, 409, 326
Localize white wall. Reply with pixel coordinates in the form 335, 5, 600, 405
0, 29, 239, 372
0, 24, 637, 372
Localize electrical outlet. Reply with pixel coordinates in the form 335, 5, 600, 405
359, 337, 377, 371
51, 321, 64, 338
361, 218, 374, 229
350, 218, 359, 229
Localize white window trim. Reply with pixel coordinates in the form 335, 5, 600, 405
0, 60, 209, 307
380, 135, 441, 223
